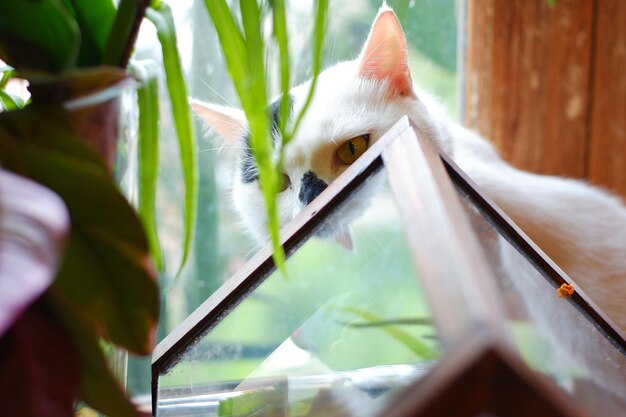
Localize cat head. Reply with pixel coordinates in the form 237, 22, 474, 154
192, 6, 446, 244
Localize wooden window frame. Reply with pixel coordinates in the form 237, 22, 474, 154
151, 117, 626, 416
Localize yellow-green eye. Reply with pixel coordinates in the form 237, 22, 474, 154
337, 135, 369, 165
279, 173, 291, 192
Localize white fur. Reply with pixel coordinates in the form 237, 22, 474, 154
193, 10, 626, 330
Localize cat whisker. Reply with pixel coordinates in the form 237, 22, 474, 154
199, 115, 244, 130
198, 146, 250, 153
197, 77, 236, 108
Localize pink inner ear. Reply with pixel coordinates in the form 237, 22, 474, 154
190, 99, 247, 144
358, 10, 415, 98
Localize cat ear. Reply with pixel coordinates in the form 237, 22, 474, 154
190, 98, 248, 145
334, 229, 355, 252
358, 7, 415, 98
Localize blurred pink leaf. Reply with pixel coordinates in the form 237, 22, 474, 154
0, 300, 80, 417
0, 106, 159, 355
0, 168, 68, 337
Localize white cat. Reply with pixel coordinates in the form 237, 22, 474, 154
192, 6, 626, 330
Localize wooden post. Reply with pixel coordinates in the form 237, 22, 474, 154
588, 0, 626, 197
464, 0, 626, 198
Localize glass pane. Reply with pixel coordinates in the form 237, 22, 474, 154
130, 0, 460, 399
457, 192, 626, 416
157, 168, 440, 417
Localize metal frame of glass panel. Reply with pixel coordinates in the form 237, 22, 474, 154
151, 117, 626, 416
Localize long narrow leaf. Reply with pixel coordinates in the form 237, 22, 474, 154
147, 4, 198, 276
204, 0, 285, 272
338, 306, 438, 360
102, 0, 150, 67
202, 1, 248, 95
203, 1, 328, 273
270, 0, 291, 273
240, 2, 285, 271
271, 0, 291, 144
132, 60, 163, 271
289, 0, 328, 139
271, 0, 329, 197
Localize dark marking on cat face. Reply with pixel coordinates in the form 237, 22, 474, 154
269, 94, 293, 144
299, 171, 327, 206
240, 136, 257, 183
240, 94, 293, 184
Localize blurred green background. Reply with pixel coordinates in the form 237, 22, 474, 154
159, 175, 438, 391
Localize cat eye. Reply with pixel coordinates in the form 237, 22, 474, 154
336, 134, 369, 165
279, 173, 291, 192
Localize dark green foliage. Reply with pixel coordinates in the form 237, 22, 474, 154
0, 103, 158, 415
0, 2, 174, 415
0, 0, 80, 72
61, 0, 117, 66
0, 105, 159, 355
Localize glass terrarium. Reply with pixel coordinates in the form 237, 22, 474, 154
151, 117, 626, 417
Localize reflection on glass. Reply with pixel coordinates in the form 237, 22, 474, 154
458, 192, 626, 417
157, 169, 439, 417
128, 0, 459, 399
144, 0, 460, 334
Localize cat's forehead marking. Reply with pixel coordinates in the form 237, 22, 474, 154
240, 136, 257, 183
269, 94, 293, 142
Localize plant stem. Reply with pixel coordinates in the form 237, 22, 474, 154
102, 0, 151, 68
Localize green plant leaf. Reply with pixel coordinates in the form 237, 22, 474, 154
287, 0, 327, 143
271, 0, 328, 159
204, 1, 329, 273
50, 294, 140, 417
204, 0, 286, 271
147, 4, 198, 276
0, 0, 80, 72
102, 0, 151, 67
337, 306, 438, 360
0, 91, 25, 111
241, 1, 286, 271
0, 106, 159, 355
0, 66, 15, 89
271, 0, 290, 144
67, 0, 117, 66
132, 61, 163, 271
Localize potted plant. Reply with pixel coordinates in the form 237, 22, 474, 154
0, 0, 197, 415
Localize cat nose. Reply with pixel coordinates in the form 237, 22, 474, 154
298, 171, 328, 206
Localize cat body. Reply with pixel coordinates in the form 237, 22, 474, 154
192, 7, 626, 330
